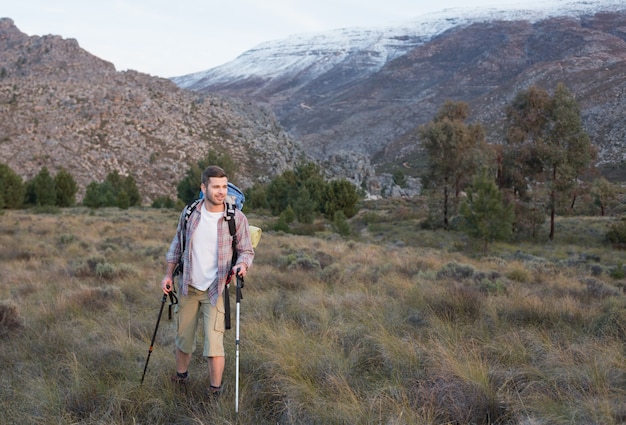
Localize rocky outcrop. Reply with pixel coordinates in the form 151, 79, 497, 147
0, 18, 304, 202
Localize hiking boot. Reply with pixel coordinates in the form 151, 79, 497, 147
171, 371, 189, 385
208, 384, 223, 400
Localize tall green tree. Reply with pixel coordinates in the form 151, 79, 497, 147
82, 171, 141, 208
54, 167, 78, 207
460, 168, 514, 252
503, 83, 595, 240
122, 175, 141, 206
419, 101, 491, 229
0, 163, 25, 209
322, 179, 360, 220
30, 167, 56, 206
266, 171, 296, 216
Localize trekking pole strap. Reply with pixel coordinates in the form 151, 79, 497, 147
167, 291, 178, 320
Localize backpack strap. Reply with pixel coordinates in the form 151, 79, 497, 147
182, 198, 202, 252
224, 200, 238, 330
173, 198, 201, 277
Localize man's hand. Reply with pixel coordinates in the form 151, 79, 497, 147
233, 263, 248, 278
161, 276, 173, 294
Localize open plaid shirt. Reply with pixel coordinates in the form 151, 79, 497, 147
166, 200, 255, 305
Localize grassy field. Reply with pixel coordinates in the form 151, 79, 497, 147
1, 204, 626, 424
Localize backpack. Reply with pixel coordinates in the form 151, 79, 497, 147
175, 182, 261, 329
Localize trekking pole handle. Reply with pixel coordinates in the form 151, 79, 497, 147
236, 268, 243, 302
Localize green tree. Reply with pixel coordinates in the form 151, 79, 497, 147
267, 171, 296, 216
83, 182, 105, 208
82, 171, 141, 208
419, 101, 491, 229
292, 188, 316, 224
322, 179, 360, 220
332, 210, 351, 236
294, 162, 325, 209
245, 183, 270, 210
31, 167, 56, 206
116, 190, 130, 210
54, 167, 78, 207
503, 83, 595, 240
591, 177, 617, 217
122, 175, 141, 206
281, 205, 295, 224
0, 163, 25, 209
460, 168, 514, 252
151, 196, 175, 209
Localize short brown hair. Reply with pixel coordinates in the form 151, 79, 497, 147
201, 165, 227, 185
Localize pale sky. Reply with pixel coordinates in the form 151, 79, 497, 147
4, 0, 533, 78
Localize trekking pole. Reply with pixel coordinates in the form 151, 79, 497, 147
141, 286, 177, 386
235, 269, 244, 413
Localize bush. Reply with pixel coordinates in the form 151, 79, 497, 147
606, 219, 626, 246
0, 300, 22, 337
333, 210, 351, 236
151, 196, 176, 208
0, 163, 25, 209
83, 172, 141, 208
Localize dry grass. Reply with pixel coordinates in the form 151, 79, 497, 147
1, 206, 626, 424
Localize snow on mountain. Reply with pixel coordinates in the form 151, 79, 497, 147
172, 0, 625, 88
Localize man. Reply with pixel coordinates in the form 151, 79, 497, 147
161, 165, 255, 397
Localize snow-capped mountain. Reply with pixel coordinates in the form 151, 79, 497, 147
172, 0, 626, 192
172, 0, 624, 87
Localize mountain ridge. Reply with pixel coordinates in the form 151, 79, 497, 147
172, 0, 626, 184
0, 18, 304, 203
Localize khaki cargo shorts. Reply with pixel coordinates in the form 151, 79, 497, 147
175, 285, 225, 357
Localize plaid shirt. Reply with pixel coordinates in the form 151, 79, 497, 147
166, 200, 255, 304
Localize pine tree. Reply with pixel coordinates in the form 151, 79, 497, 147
460, 168, 514, 252
54, 167, 78, 207
31, 167, 56, 206
0, 163, 25, 209
322, 179, 360, 220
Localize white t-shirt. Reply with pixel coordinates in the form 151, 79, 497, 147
190, 205, 221, 291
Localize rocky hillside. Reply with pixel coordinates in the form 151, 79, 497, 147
179, 7, 626, 180
0, 18, 304, 203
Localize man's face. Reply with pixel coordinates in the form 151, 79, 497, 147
201, 177, 228, 208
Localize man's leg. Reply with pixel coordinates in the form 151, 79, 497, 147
176, 348, 192, 374
174, 286, 201, 381
208, 356, 225, 389
202, 295, 226, 393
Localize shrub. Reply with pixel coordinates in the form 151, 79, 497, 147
0, 163, 25, 208
151, 196, 175, 208
333, 210, 351, 236
609, 260, 625, 280
0, 300, 22, 337
606, 219, 626, 246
